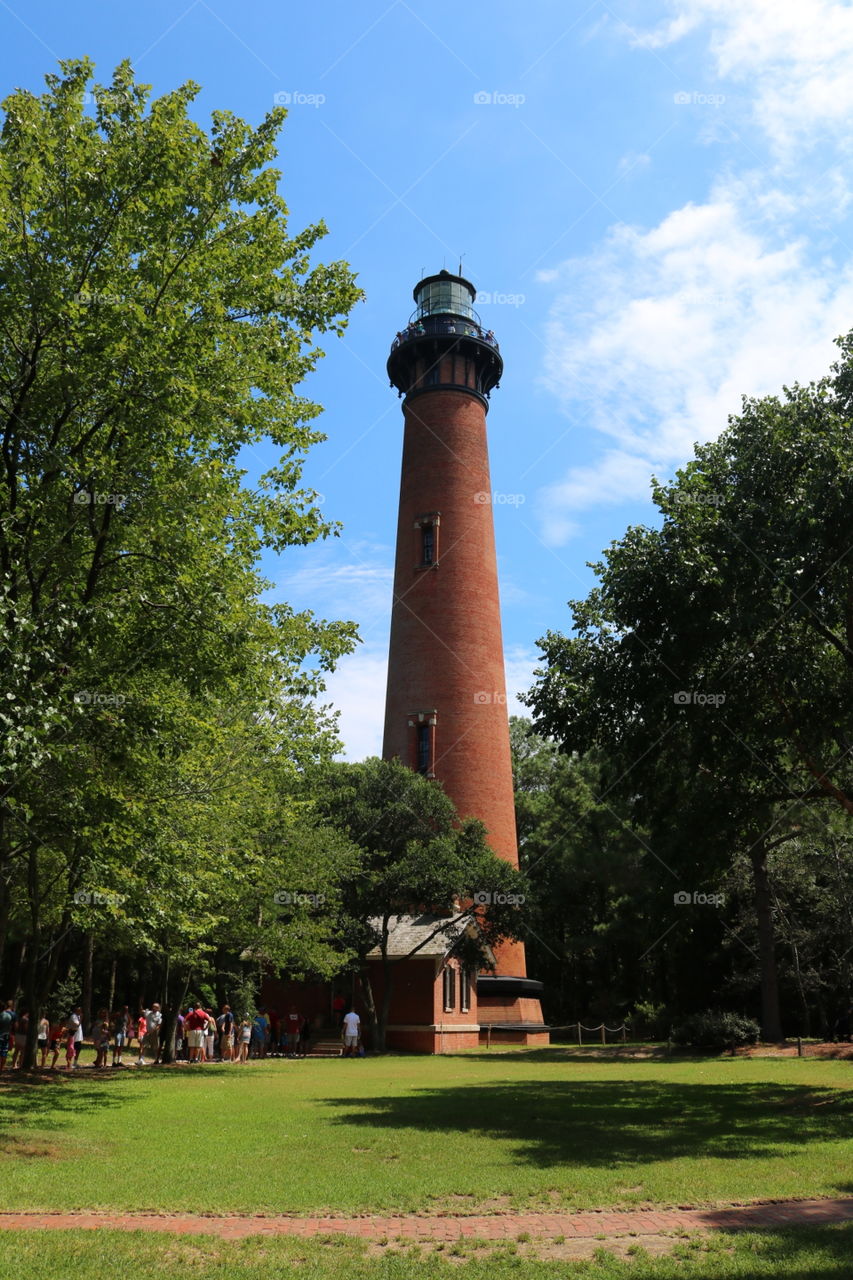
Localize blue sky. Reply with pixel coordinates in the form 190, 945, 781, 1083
6, 1, 853, 756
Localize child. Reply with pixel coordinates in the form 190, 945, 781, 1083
49, 1020, 63, 1069
64, 1026, 76, 1071
136, 1011, 148, 1065
238, 1018, 251, 1063
94, 1019, 110, 1068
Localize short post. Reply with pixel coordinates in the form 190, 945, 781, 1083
577, 1022, 582, 1047
487, 1025, 492, 1050
600, 1023, 606, 1046
797, 1036, 803, 1058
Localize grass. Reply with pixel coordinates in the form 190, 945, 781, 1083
2, 1050, 853, 1215
4, 1225, 853, 1278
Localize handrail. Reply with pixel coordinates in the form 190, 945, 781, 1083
390, 317, 499, 353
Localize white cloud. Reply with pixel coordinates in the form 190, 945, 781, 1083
318, 642, 537, 761
320, 645, 388, 761
634, 0, 853, 153
504, 644, 540, 719
536, 174, 853, 543
275, 547, 392, 639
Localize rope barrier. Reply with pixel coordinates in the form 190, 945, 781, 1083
479, 1021, 630, 1046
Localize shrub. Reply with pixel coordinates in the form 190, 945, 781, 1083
670, 1010, 760, 1049
629, 1000, 669, 1039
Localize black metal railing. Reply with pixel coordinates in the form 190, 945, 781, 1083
390, 315, 499, 353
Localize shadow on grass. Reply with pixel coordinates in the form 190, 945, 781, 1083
322, 1078, 853, 1171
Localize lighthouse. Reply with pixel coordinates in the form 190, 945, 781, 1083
382, 270, 548, 1048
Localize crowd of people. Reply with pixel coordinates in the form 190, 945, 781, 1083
0, 997, 363, 1069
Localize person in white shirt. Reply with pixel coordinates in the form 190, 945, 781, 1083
66, 1008, 83, 1066
341, 1008, 361, 1057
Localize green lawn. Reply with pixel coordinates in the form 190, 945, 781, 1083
4, 1225, 853, 1279
2, 1050, 853, 1216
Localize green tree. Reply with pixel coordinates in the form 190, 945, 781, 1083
0, 59, 361, 1066
528, 337, 853, 1039
311, 757, 528, 1051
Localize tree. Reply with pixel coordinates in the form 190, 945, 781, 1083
311, 757, 528, 1051
527, 337, 853, 1039
0, 59, 361, 1066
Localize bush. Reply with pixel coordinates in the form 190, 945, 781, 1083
670, 1010, 761, 1049
629, 1000, 669, 1039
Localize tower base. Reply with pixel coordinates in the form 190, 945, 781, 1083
476, 975, 550, 1047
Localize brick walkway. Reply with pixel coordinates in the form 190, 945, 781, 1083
1, 1198, 851, 1242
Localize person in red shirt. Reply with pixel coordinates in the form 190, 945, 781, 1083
184, 1005, 209, 1063
285, 1005, 300, 1059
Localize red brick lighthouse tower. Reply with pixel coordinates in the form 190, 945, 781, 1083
383, 270, 548, 1048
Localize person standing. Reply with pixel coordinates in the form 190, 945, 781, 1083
285, 1005, 300, 1059
144, 1004, 162, 1064
48, 1018, 63, 1069
63, 1024, 76, 1071
37, 1013, 50, 1068
237, 1017, 251, 1063
10, 1010, 29, 1069
216, 1005, 234, 1061
66, 1007, 83, 1067
174, 1009, 186, 1061
204, 1011, 216, 1062
184, 1005, 208, 1063
94, 1017, 110, 1068
0, 1000, 15, 1071
341, 1007, 361, 1058
136, 1010, 148, 1065
112, 1006, 129, 1066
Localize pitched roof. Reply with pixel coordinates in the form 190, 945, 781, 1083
366, 912, 493, 962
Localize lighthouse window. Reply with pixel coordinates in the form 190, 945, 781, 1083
414, 513, 440, 569
460, 967, 471, 1013
443, 965, 456, 1012
416, 721, 431, 774
421, 523, 434, 566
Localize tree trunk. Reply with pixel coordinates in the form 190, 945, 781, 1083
749, 843, 783, 1040
376, 958, 396, 1054
107, 958, 117, 1017
21, 847, 41, 1070
160, 966, 189, 1065
357, 968, 379, 1051
0, 884, 9, 986
81, 932, 94, 1034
